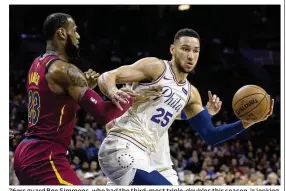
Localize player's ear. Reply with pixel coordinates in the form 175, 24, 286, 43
170, 44, 175, 55
57, 27, 67, 40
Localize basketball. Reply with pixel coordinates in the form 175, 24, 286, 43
232, 85, 270, 121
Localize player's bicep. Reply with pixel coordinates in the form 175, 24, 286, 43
108, 65, 149, 84
102, 57, 164, 84
46, 61, 88, 98
183, 85, 204, 119
47, 61, 87, 86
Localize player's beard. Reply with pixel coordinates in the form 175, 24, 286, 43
174, 54, 191, 74
65, 34, 80, 59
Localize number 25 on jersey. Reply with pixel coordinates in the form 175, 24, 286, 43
151, 108, 173, 127
28, 90, 40, 125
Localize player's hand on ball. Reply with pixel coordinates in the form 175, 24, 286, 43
242, 95, 274, 128
206, 91, 222, 116
84, 69, 100, 89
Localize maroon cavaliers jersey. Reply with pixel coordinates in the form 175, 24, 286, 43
25, 54, 79, 148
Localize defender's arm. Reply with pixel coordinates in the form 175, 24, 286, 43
45, 61, 133, 125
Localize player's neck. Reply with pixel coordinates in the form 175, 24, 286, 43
170, 60, 188, 83
46, 41, 69, 62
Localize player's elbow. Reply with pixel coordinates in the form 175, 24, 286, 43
98, 73, 110, 96
196, 129, 219, 146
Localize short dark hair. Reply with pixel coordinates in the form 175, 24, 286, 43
174, 28, 200, 43
43, 13, 72, 40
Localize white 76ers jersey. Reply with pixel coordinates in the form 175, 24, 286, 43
110, 60, 191, 152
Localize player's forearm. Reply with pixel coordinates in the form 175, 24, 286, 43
79, 88, 133, 125
98, 72, 117, 97
182, 109, 245, 146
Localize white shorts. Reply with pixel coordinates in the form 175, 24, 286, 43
106, 168, 179, 185
98, 133, 154, 185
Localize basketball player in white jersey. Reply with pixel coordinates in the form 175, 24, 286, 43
97, 28, 274, 185
105, 90, 222, 185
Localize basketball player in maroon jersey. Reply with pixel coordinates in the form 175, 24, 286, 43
13, 13, 160, 185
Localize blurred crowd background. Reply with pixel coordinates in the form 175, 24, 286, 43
9, 5, 280, 185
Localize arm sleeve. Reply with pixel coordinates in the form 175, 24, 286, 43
182, 109, 245, 146
79, 88, 133, 125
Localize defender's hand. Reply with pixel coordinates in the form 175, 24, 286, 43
109, 86, 138, 111
121, 84, 162, 111
84, 69, 100, 89
133, 85, 163, 104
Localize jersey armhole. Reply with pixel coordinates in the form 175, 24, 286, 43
185, 81, 192, 107
44, 58, 62, 75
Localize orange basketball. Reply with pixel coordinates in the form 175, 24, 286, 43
232, 85, 270, 121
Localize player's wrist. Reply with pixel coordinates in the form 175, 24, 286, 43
204, 106, 214, 118
98, 73, 114, 96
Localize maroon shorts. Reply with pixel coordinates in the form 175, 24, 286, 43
14, 137, 82, 185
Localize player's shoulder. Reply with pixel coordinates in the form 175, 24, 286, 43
45, 60, 71, 84
134, 57, 166, 78
135, 57, 165, 68
137, 57, 161, 62
136, 57, 166, 64
189, 84, 203, 105
190, 84, 200, 95
49, 59, 69, 72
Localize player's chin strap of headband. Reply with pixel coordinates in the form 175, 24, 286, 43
181, 109, 245, 146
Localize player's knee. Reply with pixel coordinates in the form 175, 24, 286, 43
132, 169, 172, 185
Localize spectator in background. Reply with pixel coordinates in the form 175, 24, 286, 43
83, 172, 95, 185
90, 161, 101, 177
265, 172, 279, 185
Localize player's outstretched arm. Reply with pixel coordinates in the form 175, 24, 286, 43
181, 85, 274, 146
45, 60, 133, 125
98, 57, 165, 109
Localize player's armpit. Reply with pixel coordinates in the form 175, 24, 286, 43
98, 57, 165, 97
183, 85, 204, 119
